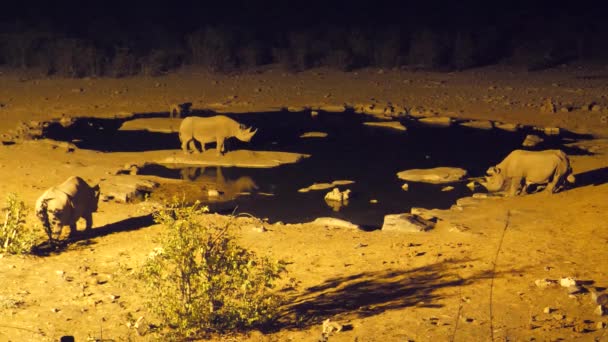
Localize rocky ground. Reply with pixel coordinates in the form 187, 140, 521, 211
0, 63, 607, 341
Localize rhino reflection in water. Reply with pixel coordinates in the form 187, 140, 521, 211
180, 167, 258, 201
179, 115, 257, 156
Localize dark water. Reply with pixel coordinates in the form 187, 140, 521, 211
44, 110, 583, 228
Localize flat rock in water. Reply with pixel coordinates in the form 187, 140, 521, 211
319, 105, 346, 112
382, 213, 434, 232
418, 116, 452, 126
495, 122, 520, 132
459, 120, 493, 130
363, 121, 407, 131
298, 180, 355, 192
158, 150, 310, 168
119, 118, 181, 133
310, 217, 359, 229
299, 131, 328, 138
101, 175, 159, 203
396, 167, 467, 184
522, 134, 544, 147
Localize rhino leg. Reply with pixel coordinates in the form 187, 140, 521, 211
181, 139, 191, 153
508, 177, 523, 196
69, 223, 77, 237
84, 213, 93, 231
216, 138, 224, 156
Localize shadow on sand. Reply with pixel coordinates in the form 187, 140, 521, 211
277, 258, 514, 330
32, 213, 155, 256
574, 166, 608, 187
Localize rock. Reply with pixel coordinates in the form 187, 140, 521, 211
535, 278, 558, 288
363, 121, 407, 131
522, 134, 544, 147
441, 186, 454, 192
418, 116, 452, 127
208, 189, 221, 197
543, 127, 560, 136
592, 104, 602, 112
134, 316, 148, 336
299, 180, 354, 193
311, 110, 319, 117
311, 217, 359, 229
495, 122, 520, 132
591, 290, 608, 306
319, 105, 346, 112
299, 131, 328, 138
560, 277, 577, 287
324, 188, 351, 202
401, 183, 409, 191
597, 322, 607, 329
543, 307, 553, 314
324, 188, 351, 211
370, 199, 378, 204
540, 98, 556, 113
397, 167, 467, 184
381, 213, 435, 232
100, 176, 159, 203
594, 305, 606, 316
466, 181, 479, 190
459, 120, 494, 130
567, 285, 583, 294
410, 207, 437, 221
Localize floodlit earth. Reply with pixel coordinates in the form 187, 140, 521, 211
0, 64, 607, 341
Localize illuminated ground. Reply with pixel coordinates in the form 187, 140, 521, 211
0, 64, 607, 341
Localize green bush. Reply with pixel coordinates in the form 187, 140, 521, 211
0, 194, 36, 254
140, 199, 287, 338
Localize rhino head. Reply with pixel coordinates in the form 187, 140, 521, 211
480, 166, 505, 192
235, 125, 258, 142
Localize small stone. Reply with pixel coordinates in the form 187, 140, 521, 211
552, 313, 565, 320
567, 285, 583, 294
535, 278, 558, 288
595, 305, 606, 316
51, 308, 60, 313
597, 321, 607, 329
311, 110, 319, 117
592, 104, 602, 112
208, 189, 220, 197
560, 107, 570, 113
401, 183, 409, 191
56, 270, 65, 277
523, 134, 544, 147
592, 291, 608, 306
540, 98, 556, 113
441, 186, 454, 192
560, 277, 577, 287
370, 199, 378, 204
543, 307, 553, 314
134, 316, 148, 336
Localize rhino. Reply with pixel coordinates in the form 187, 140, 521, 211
481, 149, 575, 196
179, 115, 257, 156
35, 176, 100, 242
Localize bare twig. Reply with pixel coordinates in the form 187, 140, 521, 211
489, 210, 511, 341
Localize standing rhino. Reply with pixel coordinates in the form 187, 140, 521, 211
35, 176, 100, 241
179, 115, 257, 156
481, 149, 575, 196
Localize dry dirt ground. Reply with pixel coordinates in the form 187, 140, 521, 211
0, 63, 607, 341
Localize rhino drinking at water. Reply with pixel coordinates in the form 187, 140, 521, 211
179, 115, 257, 156
481, 149, 575, 196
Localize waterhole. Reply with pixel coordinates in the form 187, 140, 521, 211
44, 110, 583, 228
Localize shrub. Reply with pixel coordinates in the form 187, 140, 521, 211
110, 47, 139, 77
186, 27, 239, 72
0, 193, 36, 254
140, 199, 287, 338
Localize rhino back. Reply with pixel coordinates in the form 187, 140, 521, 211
56, 176, 98, 219
500, 150, 564, 180
192, 116, 239, 142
